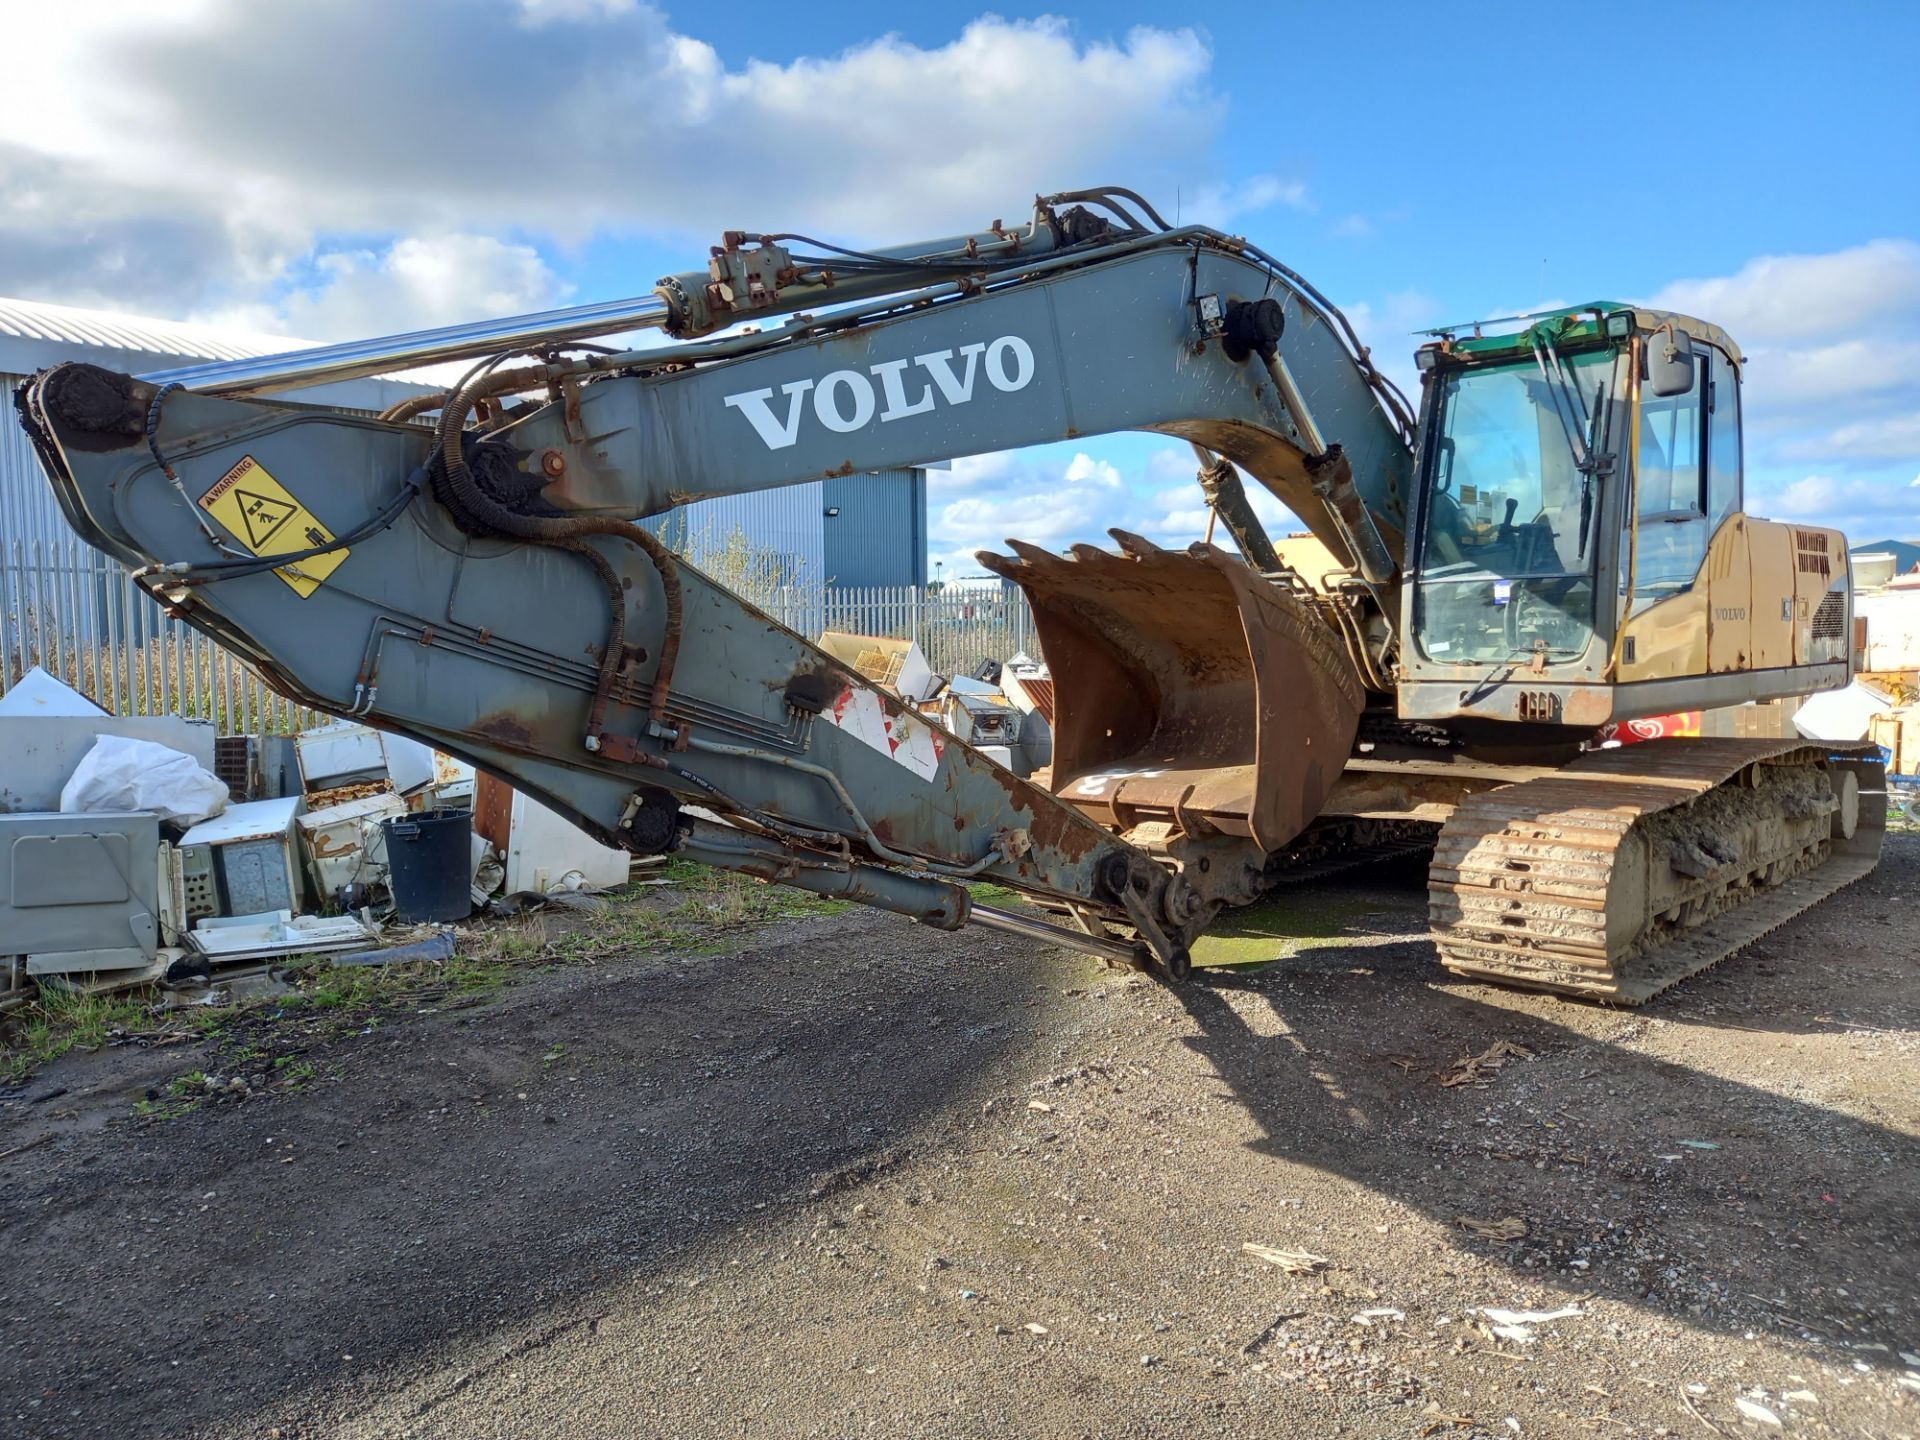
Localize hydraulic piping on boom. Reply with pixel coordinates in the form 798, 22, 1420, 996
15, 186, 1884, 1001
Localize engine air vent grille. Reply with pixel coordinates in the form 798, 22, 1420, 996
1810, 590, 1846, 640
1516, 690, 1561, 723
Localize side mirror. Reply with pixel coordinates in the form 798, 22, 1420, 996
1646, 328, 1695, 398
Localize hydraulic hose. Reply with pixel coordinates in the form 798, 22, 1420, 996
433, 364, 684, 732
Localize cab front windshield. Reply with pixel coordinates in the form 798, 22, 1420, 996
1415, 347, 1616, 666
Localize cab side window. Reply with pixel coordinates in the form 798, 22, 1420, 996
1633, 340, 1709, 608
1638, 363, 1705, 521
1706, 346, 1741, 528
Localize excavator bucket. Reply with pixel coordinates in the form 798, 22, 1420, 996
976, 531, 1365, 856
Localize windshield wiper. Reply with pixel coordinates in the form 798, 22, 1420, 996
1460, 661, 1517, 708
1529, 332, 1614, 559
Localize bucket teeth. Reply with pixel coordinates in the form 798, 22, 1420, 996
982, 526, 1365, 857
1004, 539, 1063, 566
973, 549, 1018, 577
1108, 529, 1163, 559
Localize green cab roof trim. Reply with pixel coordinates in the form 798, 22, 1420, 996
1420, 301, 1742, 367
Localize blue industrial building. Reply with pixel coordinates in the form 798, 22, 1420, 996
649, 470, 929, 589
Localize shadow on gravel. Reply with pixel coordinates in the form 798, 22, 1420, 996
1174, 942, 1918, 1367
0, 921, 1033, 1440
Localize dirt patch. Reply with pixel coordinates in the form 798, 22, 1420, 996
1, 839, 1915, 1439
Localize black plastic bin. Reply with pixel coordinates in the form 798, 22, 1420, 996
381, 808, 472, 923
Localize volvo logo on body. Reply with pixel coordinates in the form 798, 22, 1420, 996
722, 336, 1037, 450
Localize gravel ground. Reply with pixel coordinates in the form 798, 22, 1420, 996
2, 835, 1916, 1440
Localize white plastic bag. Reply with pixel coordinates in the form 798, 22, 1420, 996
59, 735, 230, 825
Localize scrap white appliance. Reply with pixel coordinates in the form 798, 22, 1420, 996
16, 186, 1885, 1001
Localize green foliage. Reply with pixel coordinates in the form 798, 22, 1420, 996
968, 881, 1024, 905
684, 522, 813, 607
1, 989, 153, 1082
4, 852, 856, 1087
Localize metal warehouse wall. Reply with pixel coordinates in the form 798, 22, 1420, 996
662, 481, 828, 584
2, 375, 75, 554
649, 468, 926, 588
824, 469, 927, 588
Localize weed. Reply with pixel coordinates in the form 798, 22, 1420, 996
3, 851, 851, 1086
2, 989, 154, 1082
664, 869, 849, 927
465, 916, 551, 963
969, 881, 1025, 905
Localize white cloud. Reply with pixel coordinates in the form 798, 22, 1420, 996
1648, 241, 1920, 344
926, 439, 1311, 586
1744, 337, 1920, 410
934, 448, 1126, 557
1757, 473, 1920, 524
927, 452, 1015, 497
1644, 241, 1920, 540
1181, 173, 1312, 227
1060, 454, 1125, 489
1340, 288, 1441, 406
0, 5, 1235, 328
513, 0, 638, 24
1784, 412, 1920, 464
200, 234, 570, 341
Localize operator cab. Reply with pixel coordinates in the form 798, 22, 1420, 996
1398, 302, 1754, 730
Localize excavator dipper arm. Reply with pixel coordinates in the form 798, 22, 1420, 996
16, 197, 1411, 974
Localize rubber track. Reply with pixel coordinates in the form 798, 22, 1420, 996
1429, 737, 1887, 1004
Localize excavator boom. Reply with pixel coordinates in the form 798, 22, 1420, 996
16, 195, 1407, 973
15, 188, 1884, 996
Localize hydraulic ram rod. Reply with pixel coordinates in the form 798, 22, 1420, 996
969, 903, 1152, 969
140, 213, 1064, 397
140, 294, 676, 397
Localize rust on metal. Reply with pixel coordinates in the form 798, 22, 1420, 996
981, 760, 1103, 865
1018, 678, 1056, 725
1430, 738, 1887, 1003
977, 529, 1364, 857
472, 711, 539, 752
781, 661, 840, 715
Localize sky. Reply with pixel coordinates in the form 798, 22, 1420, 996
4, 0, 1916, 576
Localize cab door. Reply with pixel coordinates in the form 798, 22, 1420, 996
1702, 346, 1750, 673
1623, 345, 1710, 678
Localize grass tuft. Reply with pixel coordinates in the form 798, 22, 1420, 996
2, 989, 155, 1083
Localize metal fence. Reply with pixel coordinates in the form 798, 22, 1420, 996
761, 583, 1036, 679
0, 535, 324, 733
1, 537, 1035, 731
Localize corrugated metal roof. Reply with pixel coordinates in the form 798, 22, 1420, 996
0, 292, 443, 420
0, 294, 317, 370
1, 296, 444, 554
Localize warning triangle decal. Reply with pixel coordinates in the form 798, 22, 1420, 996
232, 488, 297, 547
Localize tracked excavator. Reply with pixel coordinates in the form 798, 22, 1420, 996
15, 187, 1886, 1002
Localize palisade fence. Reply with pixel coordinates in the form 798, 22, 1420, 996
1, 535, 1035, 733
763, 583, 1036, 680
0, 535, 325, 734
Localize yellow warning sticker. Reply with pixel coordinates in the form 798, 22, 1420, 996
197, 455, 347, 598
